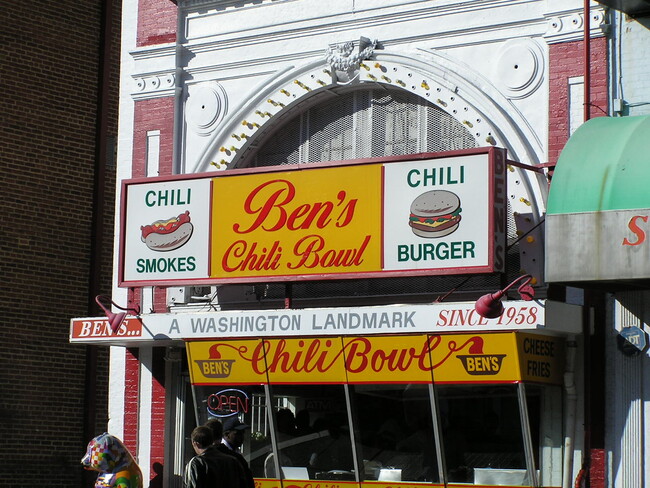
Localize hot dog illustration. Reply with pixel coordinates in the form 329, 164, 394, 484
141, 210, 193, 251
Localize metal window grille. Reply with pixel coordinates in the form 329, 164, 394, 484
250, 87, 477, 166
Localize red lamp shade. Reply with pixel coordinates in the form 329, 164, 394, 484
475, 291, 507, 319
95, 295, 140, 333
474, 275, 535, 319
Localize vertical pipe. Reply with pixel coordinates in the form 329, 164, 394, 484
85, 0, 114, 452
173, 2, 184, 173
562, 338, 578, 488
584, 0, 591, 122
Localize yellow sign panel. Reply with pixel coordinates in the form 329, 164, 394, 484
187, 333, 564, 386
187, 339, 268, 385
516, 332, 565, 384
343, 335, 435, 383
211, 164, 383, 279
263, 337, 349, 384
430, 333, 520, 383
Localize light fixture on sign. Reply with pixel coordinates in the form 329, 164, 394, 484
474, 275, 535, 319
95, 295, 141, 333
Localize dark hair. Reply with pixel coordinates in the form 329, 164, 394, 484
205, 418, 223, 440
191, 426, 214, 449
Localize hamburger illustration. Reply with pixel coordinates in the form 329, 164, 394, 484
409, 190, 462, 238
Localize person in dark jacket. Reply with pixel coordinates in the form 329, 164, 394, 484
208, 417, 255, 488
184, 426, 245, 488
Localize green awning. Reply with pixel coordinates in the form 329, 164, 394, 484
547, 115, 650, 215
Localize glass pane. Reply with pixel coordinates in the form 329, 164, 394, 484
528, 384, 562, 487
437, 384, 528, 486
191, 384, 273, 479
265, 384, 356, 481
349, 384, 440, 483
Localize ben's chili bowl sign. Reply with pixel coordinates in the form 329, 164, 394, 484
118, 149, 506, 286
210, 163, 383, 279
185, 333, 563, 386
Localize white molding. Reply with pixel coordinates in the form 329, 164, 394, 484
108, 346, 127, 437
544, 7, 608, 44
113, 0, 139, 304
190, 48, 547, 221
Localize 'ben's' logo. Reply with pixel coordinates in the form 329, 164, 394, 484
195, 359, 235, 378
457, 354, 506, 375
195, 343, 238, 378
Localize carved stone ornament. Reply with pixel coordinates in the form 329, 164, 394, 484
325, 36, 377, 84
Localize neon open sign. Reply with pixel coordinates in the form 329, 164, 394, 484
207, 388, 250, 417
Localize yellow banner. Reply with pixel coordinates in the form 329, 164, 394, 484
210, 164, 383, 279
187, 333, 564, 386
263, 337, 349, 383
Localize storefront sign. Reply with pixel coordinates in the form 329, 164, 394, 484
118, 148, 506, 286
547, 208, 650, 281
70, 299, 575, 345
121, 177, 212, 282
206, 388, 250, 417
517, 332, 564, 384
186, 332, 564, 386
617, 326, 648, 356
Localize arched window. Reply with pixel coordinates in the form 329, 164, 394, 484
238, 86, 477, 168
178, 86, 521, 310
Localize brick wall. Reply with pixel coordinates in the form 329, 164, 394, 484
548, 36, 608, 164
137, 0, 177, 47
123, 349, 141, 453
132, 97, 176, 178
131, 0, 178, 480
132, 96, 175, 318
590, 448, 606, 488
0, 1, 121, 486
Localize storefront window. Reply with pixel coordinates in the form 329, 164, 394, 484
349, 383, 440, 483
264, 384, 355, 481
192, 384, 274, 478
186, 334, 564, 486
437, 384, 530, 486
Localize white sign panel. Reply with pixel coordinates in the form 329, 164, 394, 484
122, 178, 212, 282
383, 154, 491, 271
70, 300, 588, 346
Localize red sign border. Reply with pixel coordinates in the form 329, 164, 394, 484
118, 147, 506, 287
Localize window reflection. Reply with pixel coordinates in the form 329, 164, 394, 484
437, 385, 530, 486
350, 384, 439, 483
189, 368, 555, 486
192, 384, 273, 479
